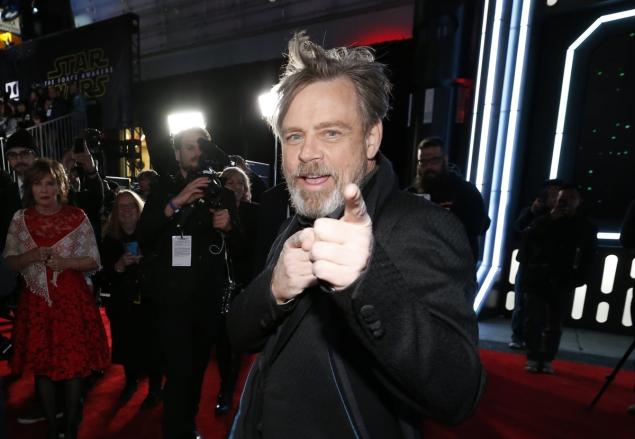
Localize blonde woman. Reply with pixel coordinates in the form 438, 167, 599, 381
101, 190, 163, 408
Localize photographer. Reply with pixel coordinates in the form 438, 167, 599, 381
61, 137, 105, 242
137, 127, 239, 439
518, 184, 597, 374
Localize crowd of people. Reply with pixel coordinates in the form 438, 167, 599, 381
0, 30, 631, 439
0, 84, 86, 138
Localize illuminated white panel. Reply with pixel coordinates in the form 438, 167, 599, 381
600, 255, 618, 293
550, 8, 635, 178
475, 0, 506, 190
509, 249, 519, 284
505, 291, 516, 310
571, 284, 586, 320
597, 232, 621, 240
595, 302, 610, 323
466, 0, 491, 182
623, 288, 633, 327
631, 258, 635, 279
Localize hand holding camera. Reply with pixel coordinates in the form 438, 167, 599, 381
172, 177, 211, 207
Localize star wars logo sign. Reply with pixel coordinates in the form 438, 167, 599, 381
43, 48, 114, 98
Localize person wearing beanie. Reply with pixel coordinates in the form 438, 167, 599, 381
1, 129, 38, 250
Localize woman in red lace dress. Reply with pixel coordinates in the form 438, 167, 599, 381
3, 158, 109, 439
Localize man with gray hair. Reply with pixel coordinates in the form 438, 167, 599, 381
228, 32, 484, 438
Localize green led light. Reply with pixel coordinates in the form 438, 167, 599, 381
611, 136, 617, 140
597, 70, 603, 76
625, 125, 631, 129
588, 169, 594, 174
592, 128, 598, 133
631, 32, 635, 37
619, 72, 625, 77
587, 187, 592, 191
616, 122, 621, 127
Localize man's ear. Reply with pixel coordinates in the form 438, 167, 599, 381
365, 121, 383, 159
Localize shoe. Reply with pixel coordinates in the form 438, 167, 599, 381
541, 362, 555, 374
508, 341, 525, 350
119, 381, 138, 403
140, 389, 163, 409
627, 403, 635, 415
214, 392, 231, 416
17, 408, 63, 425
524, 360, 540, 373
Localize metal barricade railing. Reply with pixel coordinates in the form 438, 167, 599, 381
0, 112, 87, 174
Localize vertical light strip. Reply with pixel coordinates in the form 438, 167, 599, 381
623, 288, 633, 327
475, 0, 506, 192
549, 8, 635, 178
631, 258, 635, 279
466, 0, 491, 182
600, 254, 618, 293
474, 0, 532, 312
571, 284, 587, 319
508, 249, 519, 284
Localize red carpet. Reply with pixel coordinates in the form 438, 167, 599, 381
2, 312, 634, 438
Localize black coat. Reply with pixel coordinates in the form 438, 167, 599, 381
137, 173, 240, 309
517, 213, 597, 294
407, 172, 489, 260
0, 172, 21, 253
228, 155, 484, 438
100, 232, 146, 365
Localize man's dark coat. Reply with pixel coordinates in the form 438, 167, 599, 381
228, 154, 484, 439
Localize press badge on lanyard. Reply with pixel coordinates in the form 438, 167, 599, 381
172, 235, 192, 267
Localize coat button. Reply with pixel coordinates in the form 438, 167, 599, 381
372, 327, 385, 339
367, 320, 382, 331
359, 304, 377, 322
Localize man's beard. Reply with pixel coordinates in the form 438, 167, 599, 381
415, 169, 443, 192
285, 159, 367, 219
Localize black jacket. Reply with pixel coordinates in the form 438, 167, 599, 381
228, 155, 484, 439
517, 212, 597, 294
0, 172, 21, 252
407, 172, 489, 260
137, 173, 240, 308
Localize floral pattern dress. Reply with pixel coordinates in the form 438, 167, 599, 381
3, 205, 109, 380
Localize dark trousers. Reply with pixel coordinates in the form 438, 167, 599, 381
155, 299, 218, 439
216, 315, 241, 399
511, 265, 526, 343
524, 289, 572, 363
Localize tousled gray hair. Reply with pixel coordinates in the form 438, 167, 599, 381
270, 31, 392, 138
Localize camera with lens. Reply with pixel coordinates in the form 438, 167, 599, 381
185, 138, 233, 209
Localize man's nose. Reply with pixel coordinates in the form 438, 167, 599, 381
298, 136, 322, 162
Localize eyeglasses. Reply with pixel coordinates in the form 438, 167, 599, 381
417, 156, 444, 166
6, 150, 35, 160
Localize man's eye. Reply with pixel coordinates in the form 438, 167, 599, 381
286, 133, 303, 142
324, 130, 341, 139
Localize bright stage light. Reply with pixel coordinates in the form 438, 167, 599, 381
167, 111, 205, 136
258, 86, 279, 120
